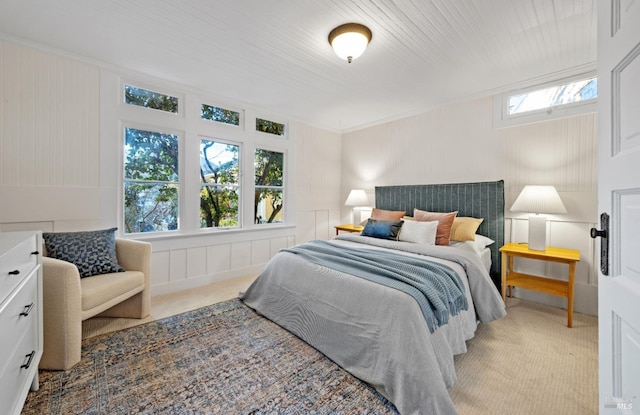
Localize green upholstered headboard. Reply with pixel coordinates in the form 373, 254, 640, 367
375, 180, 504, 290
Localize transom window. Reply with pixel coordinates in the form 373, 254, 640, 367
201, 104, 240, 126
256, 118, 285, 136
124, 85, 178, 114
508, 76, 597, 116
495, 73, 598, 127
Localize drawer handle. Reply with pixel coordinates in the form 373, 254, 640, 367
8, 270, 20, 275
20, 303, 35, 317
21, 351, 36, 369
31, 250, 40, 255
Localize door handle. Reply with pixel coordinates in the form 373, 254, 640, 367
590, 212, 609, 276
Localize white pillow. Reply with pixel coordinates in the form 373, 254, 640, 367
450, 234, 495, 254
475, 234, 495, 248
398, 220, 438, 245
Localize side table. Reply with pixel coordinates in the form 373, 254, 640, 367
500, 243, 580, 327
334, 224, 363, 236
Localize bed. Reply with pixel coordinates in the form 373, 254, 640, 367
240, 180, 507, 414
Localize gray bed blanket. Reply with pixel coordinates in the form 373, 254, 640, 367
282, 240, 468, 332
335, 234, 506, 323
241, 235, 506, 415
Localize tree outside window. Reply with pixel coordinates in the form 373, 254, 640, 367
124, 85, 178, 114
201, 104, 240, 126
255, 118, 285, 136
254, 149, 284, 224
123, 127, 179, 233
200, 140, 240, 228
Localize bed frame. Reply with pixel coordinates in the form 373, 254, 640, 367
375, 180, 504, 290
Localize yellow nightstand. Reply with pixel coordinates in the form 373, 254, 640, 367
500, 243, 580, 327
334, 224, 364, 235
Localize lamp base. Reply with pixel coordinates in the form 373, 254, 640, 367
528, 215, 547, 250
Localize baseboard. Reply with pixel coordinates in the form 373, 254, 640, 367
150, 264, 264, 297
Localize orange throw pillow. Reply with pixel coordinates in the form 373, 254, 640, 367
370, 208, 406, 221
413, 209, 458, 246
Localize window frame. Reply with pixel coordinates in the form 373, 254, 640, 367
121, 122, 183, 235
117, 78, 293, 238
253, 146, 286, 226
198, 136, 242, 230
122, 82, 185, 118
254, 114, 288, 138
494, 72, 598, 127
200, 102, 244, 128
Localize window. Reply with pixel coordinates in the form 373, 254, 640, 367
201, 104, 240, 126
199, 140, 240, 228
256, 118, 285, 136
119, 80, 292, 235
254, 149, 284, 224
124, 85, 178, 114
495, 73, 598, 127
508, 76, 597, 116
123, 127, 179, 233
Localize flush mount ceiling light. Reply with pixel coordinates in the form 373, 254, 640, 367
328, 23, 372, 63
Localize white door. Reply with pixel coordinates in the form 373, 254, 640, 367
597, 1, 640, 413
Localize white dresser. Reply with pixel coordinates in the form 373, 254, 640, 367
0, 231, 43, 415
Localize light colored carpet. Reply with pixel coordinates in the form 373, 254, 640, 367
82, 274, 258, 338
450, 297, 598, 415
82, 278, 598, 415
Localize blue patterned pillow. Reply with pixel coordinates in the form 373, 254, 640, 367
43, 228, 125, 278
361, 219, 404, 240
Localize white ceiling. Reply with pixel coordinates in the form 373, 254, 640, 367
0, 0, 597, 132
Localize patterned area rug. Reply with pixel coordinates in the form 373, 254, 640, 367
23, 299, 397, 414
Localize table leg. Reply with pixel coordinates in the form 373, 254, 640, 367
501, 253, 507, 301
567, 261, 576, 328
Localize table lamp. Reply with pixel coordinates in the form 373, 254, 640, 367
345, 189, 369, 225
510, 185, 567, 250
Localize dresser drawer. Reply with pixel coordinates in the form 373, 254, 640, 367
0, 234, 38, 300
0, 304, 39, 415
0, 269, 39, 377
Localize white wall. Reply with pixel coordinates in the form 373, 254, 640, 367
342, 97, 598, 316
0, 39, 342, 296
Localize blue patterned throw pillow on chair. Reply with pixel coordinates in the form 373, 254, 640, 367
43, 228, 125, 278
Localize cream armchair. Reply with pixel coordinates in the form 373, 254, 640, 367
39, 238, 151, 370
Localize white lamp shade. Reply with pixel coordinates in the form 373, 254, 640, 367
510, 185, 567, 214
345, 189, 369, 206
331, 32, 369, 61
511, 185, 566, 251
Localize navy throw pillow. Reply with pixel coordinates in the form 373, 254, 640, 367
43, 228, 125, 278
361, 219, 404, 240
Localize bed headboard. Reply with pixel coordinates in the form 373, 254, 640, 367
375, 180, 504, 290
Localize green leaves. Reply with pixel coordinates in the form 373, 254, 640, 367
125, 85, 178, 113
255, 149, 284, 224
123, 127, 179, 233
199, 140, 240, 228
125, 128, 178, 182
256, 118, 285, 136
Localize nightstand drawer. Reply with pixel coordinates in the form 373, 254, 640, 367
0, 234, 38, 300
0, 269, 39, 377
